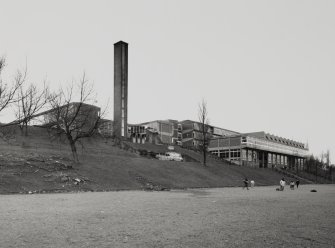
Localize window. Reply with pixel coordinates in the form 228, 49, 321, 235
219, 150, 229, 159
230, 149, 240, 158
177, 124, 182, 132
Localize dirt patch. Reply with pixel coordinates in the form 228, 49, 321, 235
128, 171, 170, 191
0, 152, 95, 194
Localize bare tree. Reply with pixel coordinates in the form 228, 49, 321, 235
325, 150, 330, 167
47, 74, 105, 163
324, 150, 332, 181
320, 152, 324, 166
198, 99, 210, 166
15, 80, 50, 135
0, 57, 24, 115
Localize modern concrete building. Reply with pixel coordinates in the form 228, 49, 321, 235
140, 119, 178, 144
127, 124, 146, 144
177, 120, 239, 148
140, 119, 238, 147
98, 119, 114, 137
141, 118, 309, 169
114, 41, 128, 138
208, 132, 308, 169
31, 102, 101, 130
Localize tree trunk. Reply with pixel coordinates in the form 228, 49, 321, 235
24, 123, 28, 136
329, 166, 332, 182
19, 124, 24, 135
70, 141, 79, 163
315, 162, 317, 183
203, 149, 207, 166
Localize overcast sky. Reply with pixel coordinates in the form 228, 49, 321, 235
1, 0, 334, 161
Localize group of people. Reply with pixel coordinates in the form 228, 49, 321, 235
279, 178, 300, 191
242, 177, 301, 191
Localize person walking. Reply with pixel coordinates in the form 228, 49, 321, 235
296, 180, 300, 189
280, 178, 286, 191
243, 177, 249, 190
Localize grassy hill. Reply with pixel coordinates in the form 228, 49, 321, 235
0, 126, 309, 194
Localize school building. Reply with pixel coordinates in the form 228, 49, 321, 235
208, 131, 308, 169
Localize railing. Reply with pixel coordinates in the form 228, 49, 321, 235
242, 136, 308, 157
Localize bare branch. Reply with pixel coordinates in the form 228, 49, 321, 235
45, 73, 105, 163
0, 58, 26, 113
14, 78, 50, 135
198, 99, 210, 166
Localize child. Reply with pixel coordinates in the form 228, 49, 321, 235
296, 180, 300, 188
279, 178, 286, 191
243, 178, 249, 190
290, 181, 295, 190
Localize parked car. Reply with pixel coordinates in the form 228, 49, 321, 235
156, 152, 183, 162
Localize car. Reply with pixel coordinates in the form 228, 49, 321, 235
156, 152, 183, 162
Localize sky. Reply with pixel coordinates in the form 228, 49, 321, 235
0, 0, 334, 161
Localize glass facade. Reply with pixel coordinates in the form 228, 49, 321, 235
209, 134, 308, 168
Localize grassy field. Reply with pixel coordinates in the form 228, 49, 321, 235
1, 184, 334, 247
0, 126, 309, 194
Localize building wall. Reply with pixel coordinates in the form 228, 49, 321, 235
213, 127, 238, 137
145, 121, 159, 132
146, 130, 161, 144
31, 102, 101, 131
178, 120, 240, 149
98, 120, 113, 137
182, 139, 194, 147
142, 120, 176, 144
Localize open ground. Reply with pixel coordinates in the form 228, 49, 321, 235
1, 184, 334, 248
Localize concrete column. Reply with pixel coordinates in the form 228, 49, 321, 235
299, 158, 302, 170
255, 150, 258, 168
228, 137, 231, 162
239, 147, 242, 166
246, 148, 249, 166
262, 151, 265, 168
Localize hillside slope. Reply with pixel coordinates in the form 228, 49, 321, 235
0, 126, 307, 194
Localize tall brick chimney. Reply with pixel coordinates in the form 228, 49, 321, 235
114, 41, 128, 138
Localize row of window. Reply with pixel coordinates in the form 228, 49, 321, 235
242, 136, 306, 150
264, 135, 305, 148
211, 150, 305, 166
128, 125, 145, 134
211, 149, 241, 159
242, 136, 308, 157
